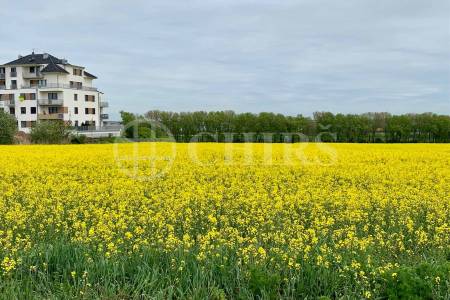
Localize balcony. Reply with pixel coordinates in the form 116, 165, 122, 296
21, 83, 97, 92
0, 74, 5, 79
0, 85, 5, 90
38, 113, 64, 120
100, 101, 109, 108
100, 114, 109, 119
10, 72, 17, 77
0, 99, 16, 107
39, 99, 63, 106
23, 71, 43, 79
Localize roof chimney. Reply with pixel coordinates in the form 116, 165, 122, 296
18, 54, 23, 59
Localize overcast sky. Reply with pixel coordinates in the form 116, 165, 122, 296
1, 0, 449, 119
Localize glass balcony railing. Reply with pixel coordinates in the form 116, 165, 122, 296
21, 83, 97, 91
0, 99, 16, 106
38, 113, 64, 120
38, 99, 64, 106
23, 71, 43, 79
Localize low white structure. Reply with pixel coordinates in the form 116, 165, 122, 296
74, 125, 123, 138
0, 52, 110, 133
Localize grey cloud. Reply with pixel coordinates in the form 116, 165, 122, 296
1, 0, 449, 119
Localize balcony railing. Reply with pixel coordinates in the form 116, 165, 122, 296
23, 71, 43, 79
38, 99, 64, 106
10, 72, 17, 77
100, 114, 109, 119
100, 101, 109, 108
0, 99, 16, 107
0, 74, 5, 79
21, 83, 97, 91
0, 85, 17, 90
75, 125, 122, 132
38, 113, 64, 120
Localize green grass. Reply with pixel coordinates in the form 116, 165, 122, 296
1, 240, 449, 299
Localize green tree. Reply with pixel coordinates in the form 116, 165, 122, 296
119, 110, 450, 143
30, 121, 71, 144
120, 111, 136, 138
0, 110, 18, 144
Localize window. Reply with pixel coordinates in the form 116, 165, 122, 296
0, 94, 14, 101
85, 95, 95, 102
48, 93, 58, 100
73, 68, 83, 76
11, 80, 17, 88
21, 107, 26, 114
74, 94, 78, 101
31, 107, 37, 114
10, 67, 16, 77
70, 81, 82, 89
84, 108, 95, 114
21, 121, 26, 128
10, 108, 15, 115
20, 93, 36, 100
74, 121, 79, 127
30, 66, 35, 73
48, 107, 59, 114
74, 107, 78, 114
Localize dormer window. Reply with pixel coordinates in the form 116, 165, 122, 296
30, 66, 35, 73
73, 68, 82, 76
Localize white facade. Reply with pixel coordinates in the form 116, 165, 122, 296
0, 53, 109, 133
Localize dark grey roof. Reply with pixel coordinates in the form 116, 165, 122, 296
4, 53, 67, 65
83, 71, 97, 79
41, 62, 69, 74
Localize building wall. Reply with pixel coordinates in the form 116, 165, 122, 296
0, 62, 107, 133
62, 89, 101, 126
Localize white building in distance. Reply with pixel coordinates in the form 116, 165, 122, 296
0, 52, 109, 133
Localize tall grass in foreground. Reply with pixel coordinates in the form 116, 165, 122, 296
1, 239, 449, 299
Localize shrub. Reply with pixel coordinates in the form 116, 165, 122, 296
0, 110, 17, 144
30, 121, 71, 144
381, 262, 450, 299
70, 134, 87, 144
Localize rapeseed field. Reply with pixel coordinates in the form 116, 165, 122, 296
0, 143, 449, 299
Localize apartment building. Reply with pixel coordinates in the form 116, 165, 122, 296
0, 52, 108, 133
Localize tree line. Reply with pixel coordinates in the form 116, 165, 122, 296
120, 110, 450, 143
